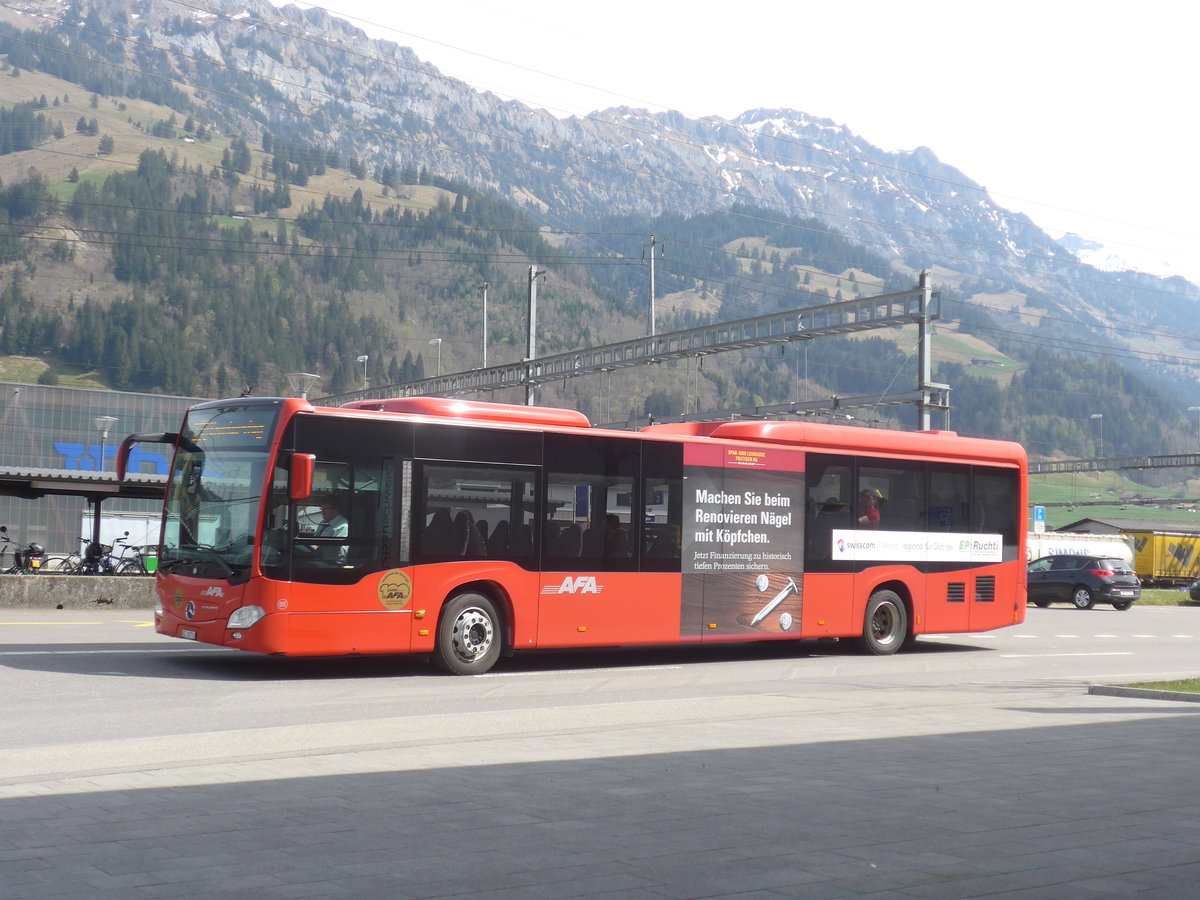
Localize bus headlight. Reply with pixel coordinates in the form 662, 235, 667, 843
227, 605, 266, 629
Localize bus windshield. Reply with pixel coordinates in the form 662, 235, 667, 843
160, 401, 281, 581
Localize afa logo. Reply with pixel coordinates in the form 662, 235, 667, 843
378, 571, 413, 610
542, 576, 604, 595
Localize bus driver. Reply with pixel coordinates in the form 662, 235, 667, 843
313, 497, 349, 564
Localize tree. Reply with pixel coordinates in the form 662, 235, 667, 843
98, 134, 114, 154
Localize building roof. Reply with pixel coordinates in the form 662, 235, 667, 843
1059, 517, 1200, 536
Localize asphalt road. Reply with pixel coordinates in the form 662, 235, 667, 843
2, 605, 1198, 770
3, 605, 1200, 897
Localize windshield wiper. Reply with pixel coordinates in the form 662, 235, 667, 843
160, 549, 249, 585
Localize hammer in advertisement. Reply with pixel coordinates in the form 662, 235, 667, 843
751, 576, 798, 626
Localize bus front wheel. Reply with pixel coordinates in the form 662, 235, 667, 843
434, 592, 502, 675
855, 590, 908, 656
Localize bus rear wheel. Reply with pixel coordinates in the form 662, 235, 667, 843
434, 592, 502, 675
855, 590, 908, 656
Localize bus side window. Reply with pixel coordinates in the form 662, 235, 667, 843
929, 467, 969, 531
806, 457, 852, 559
416, 463, 537, 563
544, 432, 641, 571
640, 440, 682, 572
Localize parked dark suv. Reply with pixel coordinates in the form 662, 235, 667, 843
1027, 555, 1141, 610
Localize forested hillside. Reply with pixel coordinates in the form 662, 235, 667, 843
0, 0, 1193, 465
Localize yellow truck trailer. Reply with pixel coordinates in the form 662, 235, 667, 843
1130, 531, 1200, 585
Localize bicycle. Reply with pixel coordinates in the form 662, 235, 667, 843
82, 533, 129, 575
114, 542, 158, 576
42, 537, 86, 574
44, 534, 127, 575
1, 525, 46, 574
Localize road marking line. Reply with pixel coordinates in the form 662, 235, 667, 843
0, 621, 107, 626
0, 647, 221, 656
1000, 651, 1135, 659
483, 665, 685, 677
923, 634, 998, 640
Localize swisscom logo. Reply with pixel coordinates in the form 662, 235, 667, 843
836, 539, 873, 555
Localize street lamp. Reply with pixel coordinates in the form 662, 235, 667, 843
1089, 413, 1104, 459
480, 282, 489, 370
356, 354, 369, 390
92, 416, 118, 472
284, 372, 321, 400
428, 338, 442, 377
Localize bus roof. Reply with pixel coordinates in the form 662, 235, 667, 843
339, 396, 591, 429
642, 420, 1025, 467
289, 396, 1024, 468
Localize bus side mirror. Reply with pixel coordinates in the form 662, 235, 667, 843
116, 432, 178, 481
290, 453, 315, 501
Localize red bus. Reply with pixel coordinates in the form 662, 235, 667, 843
119, 395, 1026, 674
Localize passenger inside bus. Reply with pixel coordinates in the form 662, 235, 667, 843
604, 514, 630, 557
453, 510, 485, 556
857, 489, 880, 529
486, 520, 510, 557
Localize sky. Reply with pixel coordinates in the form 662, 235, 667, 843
299, 0, 1199, 283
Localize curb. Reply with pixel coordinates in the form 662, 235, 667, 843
0, 574, 155, 610
1089, 684, 1200, 703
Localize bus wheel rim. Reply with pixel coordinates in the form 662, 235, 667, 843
872, 606, 896, 642
454, 608, 493, 659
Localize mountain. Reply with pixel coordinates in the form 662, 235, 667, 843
0, 0, 1198, 466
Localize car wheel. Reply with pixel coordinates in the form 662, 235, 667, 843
434, 592, 502, 675
854, 589, 908, 655
1112, 600, 1133, 611
1071, 586, 1095, 610
1033, 600, 1051, 608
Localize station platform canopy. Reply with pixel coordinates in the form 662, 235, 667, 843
0, 466, 166, 502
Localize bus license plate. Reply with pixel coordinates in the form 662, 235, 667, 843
180, 629, 197, 640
